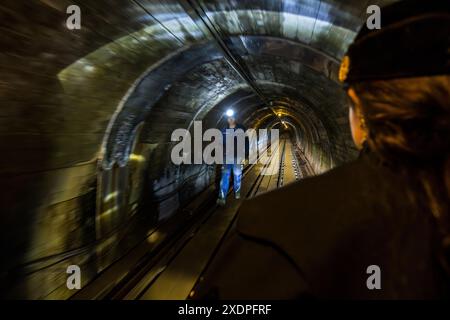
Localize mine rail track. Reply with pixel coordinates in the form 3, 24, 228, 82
72, 137, 305, 300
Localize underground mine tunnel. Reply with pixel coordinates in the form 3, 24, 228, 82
0, 0, 401, 299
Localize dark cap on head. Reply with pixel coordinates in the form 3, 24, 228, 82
340, 0, 450, 87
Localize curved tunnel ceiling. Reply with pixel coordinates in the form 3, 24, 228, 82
52, 0, 389, 167
4, 0, 397, 174
0, 0, 399, 299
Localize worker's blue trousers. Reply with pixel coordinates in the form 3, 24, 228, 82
219, 163, 242, 199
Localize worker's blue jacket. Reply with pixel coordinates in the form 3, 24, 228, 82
221, 124, 249, 163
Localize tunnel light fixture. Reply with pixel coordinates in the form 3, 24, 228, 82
104, 191, 118, 202
84, 65, 95, 72
225, 109, 234, 117
129, 154, 145, 162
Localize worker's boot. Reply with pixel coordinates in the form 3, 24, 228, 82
216, 197, 226, 206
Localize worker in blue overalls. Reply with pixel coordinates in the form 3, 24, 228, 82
217, 109, 248, 206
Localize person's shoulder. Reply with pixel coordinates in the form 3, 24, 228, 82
236, 155, 381, 246
240, 157, 366, 217
235, 156, 391, 280
233, 154, 442, 298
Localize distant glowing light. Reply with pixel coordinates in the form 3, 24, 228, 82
100, 206, 118, 218
226, 109, 234, 117
104, 191, 118, 202
147, 231, 160, 244
84, 65, 95, 72
129, 154, 145, 162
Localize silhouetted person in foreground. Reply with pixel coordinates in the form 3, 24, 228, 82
193, 0, 450, 299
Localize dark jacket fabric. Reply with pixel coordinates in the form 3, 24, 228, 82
193, 151, 450, 299
221, 124, 249, 162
